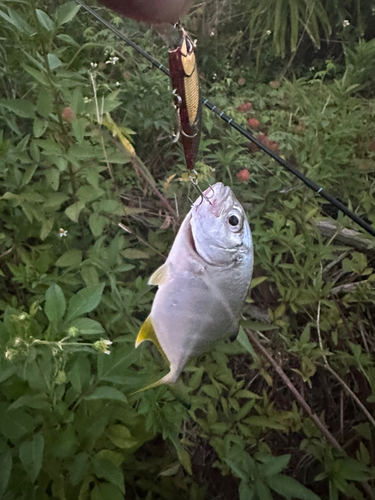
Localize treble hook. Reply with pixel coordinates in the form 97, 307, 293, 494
189, 170, 212, 205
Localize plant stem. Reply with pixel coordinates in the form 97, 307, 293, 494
246, 330, 375, 500
246, 329, 343, 452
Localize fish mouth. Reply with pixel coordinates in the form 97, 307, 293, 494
199, 182, 232, 217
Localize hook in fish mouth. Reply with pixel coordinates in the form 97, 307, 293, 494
189, 170, 212, 206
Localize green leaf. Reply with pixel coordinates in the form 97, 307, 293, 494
239, 482, 254, 500
255, 480, 273, 500
55, 249, 82, 268
0, 452, 12, 497
69, 452, 89, 486
237, 327, 258, 358
65, 200, 85, 222
106, 425, 138, 449
65, 283, 105, 321
202, 384, 219, 399
45, 169, 60, 191
19, 434, 44, 482
45, 284, 66, 323
56, 2, 81, 25
250, 276, 267, 289
89, 213, 108, 237
68, 143, 98, 160
225, 459, 248, 481
68, 318, 105, 336
72, 118, 88, 143
177, 448, 192, 475
71, 87, 85, 114
85, 386, 127, 403
91, 483, 124, 500
23, 64, 49, 85
36, 9, 54, 31
41, 216, 55, 239
189, 366, 204, 390
262, 454, 291, 477
36, 89, 53, 118
81, 265, 99, 286
0, 408, 35, 442
337, 458, 373, 482
91, 456, 124, 493
0, 99, 35, 118
33, 117, 48, 138
69, 357, 91, 393
4, 7, 36, 34
56, 33, 80, 46
97, 344, 137, 384
9, 394, 49, 411
52, 425, 77, 458
268, 474, 321, 500
122, 249, 150, 260
22, 164, 38, 186
47, 53, 62, 70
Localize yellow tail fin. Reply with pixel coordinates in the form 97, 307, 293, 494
131, 367, 180, 394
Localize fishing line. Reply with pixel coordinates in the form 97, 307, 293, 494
75, 0, 375, 238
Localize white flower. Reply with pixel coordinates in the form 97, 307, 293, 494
115, 81, 120, 87
266, 30, 272, 35
59, 228, 68, 238
94, 339, 113, 355
90, 62, 98, 68
343, 19, 350, 27
106, 56, 119, 65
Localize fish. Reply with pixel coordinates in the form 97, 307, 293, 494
135, 182, 253, 390
96, 0, 194, 25
168, 27, 201, 171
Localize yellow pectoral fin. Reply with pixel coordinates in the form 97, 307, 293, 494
148, 263, 170, 286
135, 316, 169, 364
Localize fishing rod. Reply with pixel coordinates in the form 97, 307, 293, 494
75, 0, 375, 239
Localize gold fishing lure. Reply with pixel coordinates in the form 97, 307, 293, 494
168, 27, 202, 171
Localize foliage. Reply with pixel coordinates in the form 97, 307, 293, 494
0, 1, 375, 500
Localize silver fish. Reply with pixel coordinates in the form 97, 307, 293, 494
136, 182, 253, 389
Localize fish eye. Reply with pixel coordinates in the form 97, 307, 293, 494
227, 211, 243, 232
228, 215, 239, 226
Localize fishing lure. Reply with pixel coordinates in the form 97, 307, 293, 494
168, 26, 202, 171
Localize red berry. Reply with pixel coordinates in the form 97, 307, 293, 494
248, 118, 260, 129
256, 134, 279, 153
237, 102, 252, 113
237, 169, 250, 182
62, 107, 75, 122
256, 133, 269, 146
238, 77, 246, 86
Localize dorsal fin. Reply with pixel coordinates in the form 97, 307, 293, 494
148, 263, 170, 286
135, 316, 169, 364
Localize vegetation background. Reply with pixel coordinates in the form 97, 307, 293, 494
0, 0, 375, 499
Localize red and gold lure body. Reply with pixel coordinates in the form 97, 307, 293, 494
168, 28, 201, 171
